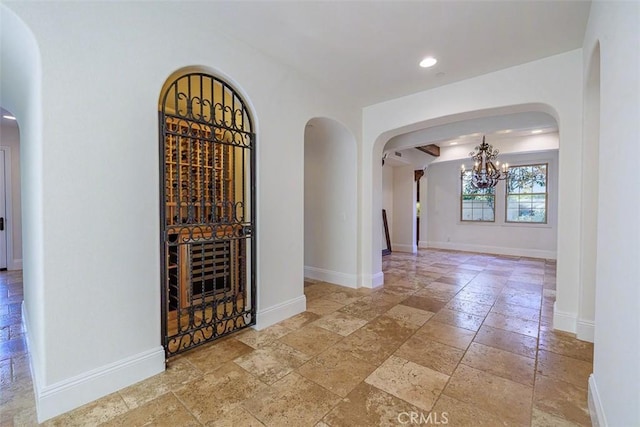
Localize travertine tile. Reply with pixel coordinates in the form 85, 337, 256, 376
322, 288, 364, 306
533, 375, 591, 426
102, 392, 199, 426
415, 320, 476, 350
181, 337, 253, 373
452, 290, 498, 306
531, 407, 583, 427
234, 341, 310, 385
384, 304, 434, 327
204, 405, 265, 426
234, 324, 292, 349
365, 355, 449, 411
311, 311, 368, 336
242, 373, 341, 426
400, 296, 447, 313
431, 308, 484, 331
42, 392, 129, 426
444, 298, 492, 318
278, 325, 343, 355
118, 356, 203, 409
491, 301, 540, 322
323, 382, 422, 426
361, 314, 419, 343
431, 394, 511, 427
395, 335, 464, 376
278, 311, 322, 330
473, 325, 538, 359
539, 327, 593, 362
461, 342, 535, 386
174, 362, 268, 424
306, 298, 345, 315
443, 364, 533, 425
332, 327, 403, 365
536, 350, 592, 389
297, 346, 377, 397
483, 312, 539, 338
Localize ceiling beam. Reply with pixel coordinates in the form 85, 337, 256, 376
416, 144, 440, 157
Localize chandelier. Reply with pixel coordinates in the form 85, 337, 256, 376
461, 136, 509, 189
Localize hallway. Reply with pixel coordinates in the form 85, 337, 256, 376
1, 250, 593, 425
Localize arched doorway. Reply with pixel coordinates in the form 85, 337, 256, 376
159, 70, 256, 356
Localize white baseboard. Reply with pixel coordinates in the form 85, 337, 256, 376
392, 243, 417, 253
304, 266, 357, 288
427, 241, 556, 260
418, 240, 429, 249
36, 346, 165, 422
577, 319, 595, 343
10, 258, 22, 270
255, 295, 306, 330
23, 302, 165, 422
589, 374, 607, 427
359, 271, 384, 289
553, 301, 577, 334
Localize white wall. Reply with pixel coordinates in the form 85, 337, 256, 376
391, 165, 416, 253
382, 162, 394, 242
583, 2, 640, 426
426, 149, 558, 259
0, 3, 45, 404
361, 51, 583, 335
304, 117, 358, 287
3, 1, 361, 421
0, 119, 23, 269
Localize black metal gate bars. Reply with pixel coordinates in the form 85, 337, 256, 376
160, 72, 256, 357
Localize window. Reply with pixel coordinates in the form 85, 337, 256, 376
506, 163, 547, 223
461, 170, 495, 222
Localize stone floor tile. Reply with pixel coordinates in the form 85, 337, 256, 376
311, 311, 368, 336
322, 382, 422, 427
533, 375, 591, 426
278, 325, 343, 356
234, 341, 310, 385
536, 350, 592, 389
102, 392, 199, 426
242, 372, 341, 426
461, 342, 535, 386
365, 355, 449, 411
415, 320, 476, 350
443, 364, 533, 425
395, 335, 464, 376
473, 325, 538, 359
297, 346, 377, 397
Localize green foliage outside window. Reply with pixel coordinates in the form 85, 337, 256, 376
461, 170, 495, 221
506, 164, 547, 223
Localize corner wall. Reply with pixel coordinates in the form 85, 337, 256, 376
583, 2, 640, 425
5, 1, 361, 421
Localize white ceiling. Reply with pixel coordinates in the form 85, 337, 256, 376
214, 1, 591, 107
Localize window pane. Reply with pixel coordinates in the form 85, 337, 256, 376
506, 164, 547, 223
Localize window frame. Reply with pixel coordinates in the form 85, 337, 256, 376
504, 162, 549, 224
460, 170, 496, 223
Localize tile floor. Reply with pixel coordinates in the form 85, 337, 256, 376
1, 250, 594, 426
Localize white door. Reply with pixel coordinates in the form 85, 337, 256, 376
0, 151, 8, 269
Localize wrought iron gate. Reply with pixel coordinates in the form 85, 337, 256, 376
159, 72, 256, 357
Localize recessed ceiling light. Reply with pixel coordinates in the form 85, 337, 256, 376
531, 129, 543, 134
450, 142, 458, 146
419, 56, 437, 68
2, 115, 16, 120
497, 129, 512, 134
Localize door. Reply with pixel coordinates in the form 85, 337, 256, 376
0, 150, 7, 270
159, 71, 256, 357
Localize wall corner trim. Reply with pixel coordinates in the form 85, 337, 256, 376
304, 266, 357, 288
255, 295, 306, 330
576, 319, 595, 343
553, 301, 577, 334
35, 345, 165, 423
588, 374, 607, 427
